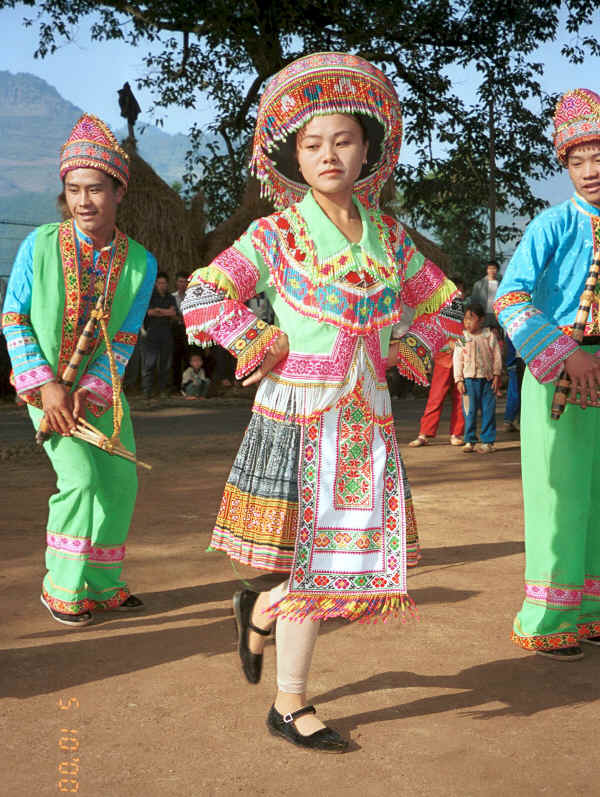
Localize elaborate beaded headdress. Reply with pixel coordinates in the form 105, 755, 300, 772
554, 88, 600, 166
60, 114, 130, 188
250, 52, 403, 210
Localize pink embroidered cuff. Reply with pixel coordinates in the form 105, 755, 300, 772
402, 259, 447, 312
79, 374, 112, 406
528, 334, 578, 384
13, 364, 55, 395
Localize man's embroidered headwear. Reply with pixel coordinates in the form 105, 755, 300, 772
60, 114, 130, 188
250, 52, 403, 210
554, 88, 600, 166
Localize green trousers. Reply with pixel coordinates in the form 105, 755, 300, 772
513, 365, 600, 650
29, 398, 137, 614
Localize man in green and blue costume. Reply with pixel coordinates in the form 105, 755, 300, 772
495, 89, 600, 660
2, 114, 157, 626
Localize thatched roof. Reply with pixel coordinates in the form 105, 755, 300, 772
200, 178, 273, 264
117, 139, 205, 279
403, 225, 451, 271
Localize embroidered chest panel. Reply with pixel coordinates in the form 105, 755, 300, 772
251, 207, 407, 335
57, 220, 128, 378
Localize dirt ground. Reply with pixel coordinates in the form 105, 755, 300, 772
1, 394, 597, 797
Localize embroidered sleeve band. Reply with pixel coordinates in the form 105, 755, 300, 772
2, 315, 55, 395
197, 246, 262, 303
495, 295, 578, 383
182, 281, 233, 346
182, 277, 282, 377
394, 333, 433, 386
231, 319, 284, 380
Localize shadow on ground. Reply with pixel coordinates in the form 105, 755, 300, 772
315, 654, 600, 727
5, 582, 478, 698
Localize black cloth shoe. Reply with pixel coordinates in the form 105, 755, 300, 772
40, 595, 93, 627
114, 594, 144, 611
233, 590, 272, 684
581, 636, 600, 646
267, 705, 348, 753
536, 646, 584, 661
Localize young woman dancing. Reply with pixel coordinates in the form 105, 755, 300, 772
182, 52, 461, 752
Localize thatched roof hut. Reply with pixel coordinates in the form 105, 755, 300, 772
117, 139, 206, 279
403, 225, 451, 271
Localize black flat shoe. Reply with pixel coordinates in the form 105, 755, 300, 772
40, 595, 93, 627
233, 590, 272, 684
266, 705, 348, 753
113, 594, 145, 611
536, 646, 584, 661
581, 636, 600, 646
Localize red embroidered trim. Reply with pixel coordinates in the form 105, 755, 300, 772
1, 312, 30, 327
493, 291, 531, 314
113, 330, 138, 346
511, 629, 579, 651
57, 221, 129, 382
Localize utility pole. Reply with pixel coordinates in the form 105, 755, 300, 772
488, 95, 497, 262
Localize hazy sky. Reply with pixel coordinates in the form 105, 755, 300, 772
1, 4, 599, 139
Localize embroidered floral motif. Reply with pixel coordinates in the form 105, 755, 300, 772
42, 589, 93, 614
492, 291, 532, 315
577, 621, 600, 638
265, 396, 414, 623
46, 532, 92, 557
57, 220, 128, 382
334, 388, 374, 510
93, 587, 131, 609
584, 575, 600, 598
113, 331, 138, 346
233, 320, 283, 379
1, 312, 30, 327
511, 629, 579, 651
251, 210, 405, 336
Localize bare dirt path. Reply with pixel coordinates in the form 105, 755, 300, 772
1, 396, 596, 796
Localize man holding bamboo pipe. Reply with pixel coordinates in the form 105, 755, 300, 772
494, 89, 600, 660
1, 115, 157, 626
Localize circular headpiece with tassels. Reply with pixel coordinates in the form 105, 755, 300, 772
250, 52, 403, 210
554, 88, 600, 166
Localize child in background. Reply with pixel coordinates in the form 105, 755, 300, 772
181, 351, 211, 399
409, 277, 465, 447
453, 303, 502, 453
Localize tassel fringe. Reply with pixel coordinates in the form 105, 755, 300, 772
199, 266, 240, 300
413, 279, 456, 319
395, 342, 430, 386
264, 591, 418, 624
235, 325, 283, 379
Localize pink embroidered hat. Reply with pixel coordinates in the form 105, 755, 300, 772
250, 52, 403, 210
554, 88, 600, 166
60, 114, 130, 188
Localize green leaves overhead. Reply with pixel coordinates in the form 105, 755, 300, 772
4, 0, 600, 248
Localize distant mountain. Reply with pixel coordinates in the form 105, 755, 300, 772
0, 70, 198, 273
0, 70, 192, 199
0, 70, 80, 197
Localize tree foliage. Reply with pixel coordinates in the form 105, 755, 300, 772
4, 0, 600, 267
